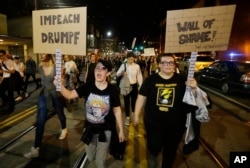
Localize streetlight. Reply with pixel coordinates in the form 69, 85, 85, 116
107, 31, 112, 37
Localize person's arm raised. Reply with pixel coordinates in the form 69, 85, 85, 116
54, 76, 79, 100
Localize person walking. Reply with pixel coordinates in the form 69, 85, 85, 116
63, 55, 79, 112
23, 55, 40, 95
0, 50, 16, 112
54, 59, 125, 168
24, 54, 67, 159
149, 56, 159, 75
84, 53, 98, 83
116, 53, 143, 125
133, 54, 198, 168
13, 55, 26, 101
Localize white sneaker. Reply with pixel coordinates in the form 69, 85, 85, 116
25, 92, 29, 98
24, 147, 39, 159
125, 117, 130, 126
59, 128, 68, 140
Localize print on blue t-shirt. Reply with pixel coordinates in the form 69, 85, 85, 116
86, 93, 110, 124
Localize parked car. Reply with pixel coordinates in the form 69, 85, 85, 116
178, 55, 215, 75
197, 60, 250, 94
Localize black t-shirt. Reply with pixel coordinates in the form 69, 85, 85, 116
76, 81, 121, 127
139, 73, 188, 124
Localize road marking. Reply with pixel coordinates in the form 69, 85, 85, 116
0, 106, 37, 128
125, 121, 135, 168
138, 123, 147, 168
125, 113, 147, 167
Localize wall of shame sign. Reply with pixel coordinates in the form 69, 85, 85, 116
40, 14, 81, 44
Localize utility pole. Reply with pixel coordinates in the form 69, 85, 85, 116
34, 0, 37, 10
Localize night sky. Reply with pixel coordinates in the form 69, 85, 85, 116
1, 0, 248, 57
0, 0, 199, 47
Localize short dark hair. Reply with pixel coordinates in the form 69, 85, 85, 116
0, 49, 6, 55
127, 52, 135, 58
97, 59, 112, 72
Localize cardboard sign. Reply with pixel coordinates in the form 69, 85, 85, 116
165, 5, 236, 53
32, 7, 87, 55
143, 48, 155, 56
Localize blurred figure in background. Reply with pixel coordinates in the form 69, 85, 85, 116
149, 56, 158, 75
23, 56, 40, 96
63, 55, 79, 112
85, 53, 98, 83
0, 50, 15, 112
13, 55, 26, 101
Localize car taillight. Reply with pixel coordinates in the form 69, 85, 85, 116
240, 73, 250, 83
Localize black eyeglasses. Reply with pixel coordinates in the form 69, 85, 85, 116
160, 61, 175, 66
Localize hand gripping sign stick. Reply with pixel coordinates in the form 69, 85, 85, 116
55, 49, 62, 91
182, 52, 198, 144
187, 52, 198, 80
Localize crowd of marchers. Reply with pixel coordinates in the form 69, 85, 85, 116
1, 49, 207, 168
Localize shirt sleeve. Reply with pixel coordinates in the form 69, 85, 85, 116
138, 76, 150, 97
76, 82, 87, 97
110, 84, 121, 107
137, 64, 143, 87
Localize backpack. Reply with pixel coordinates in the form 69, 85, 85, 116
118, 63, 132, 96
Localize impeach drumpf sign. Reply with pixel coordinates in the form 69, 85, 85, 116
164, 5, 236, 53
32, 7, 87, 55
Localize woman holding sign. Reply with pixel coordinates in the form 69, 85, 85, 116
54, 59, 125, 168
133, 54, 198, 168
24, 54, 67, 159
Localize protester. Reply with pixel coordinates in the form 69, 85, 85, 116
63, 55, 79, 112
149, 56, 158, 75
13, 55, 26, 101
24, 54, 67, 159
0, 50, 16, 112
136, 55, 147, 78
116, 53, 143, 125
54, 59, 125, 168
23, 56, 40, 95
133, 54, 198, 168
84, 53, 98, 83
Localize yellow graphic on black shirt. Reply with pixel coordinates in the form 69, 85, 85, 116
157, 87, 174, 108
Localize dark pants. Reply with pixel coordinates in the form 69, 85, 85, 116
15, 77, 25, 95
145, 115, 186, 168
34, 93, 66, 147
123, 83, 138, 117
24, 73, 39, 91
0, 77, 15, 107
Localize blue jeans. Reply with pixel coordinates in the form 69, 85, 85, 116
34, 93, 66, 147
